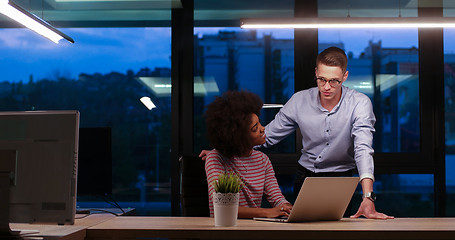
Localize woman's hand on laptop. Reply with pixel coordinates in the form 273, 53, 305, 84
280, 203, 293, 215
260, 203, 293, 218
239, 203, 292, 219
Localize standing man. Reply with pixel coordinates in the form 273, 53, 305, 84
262, 46, 392, 219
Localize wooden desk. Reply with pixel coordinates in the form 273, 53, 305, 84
11, 216, 455, 240
75, 212, 117, 227
10, 213, 116, 240
10, 224, 85, 240
86, 217, 455, 240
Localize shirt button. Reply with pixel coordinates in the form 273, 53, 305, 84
318, 156, 322, 158
326, 130, 329, 132
326, 143, 329, 145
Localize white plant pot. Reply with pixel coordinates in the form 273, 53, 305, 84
212, 192, 239, 227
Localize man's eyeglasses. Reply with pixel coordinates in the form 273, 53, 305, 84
315, 77, 342, 88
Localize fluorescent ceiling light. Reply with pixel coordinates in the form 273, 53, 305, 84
140, 97, 156, 110
241, 17, 455, 29
136, 76, 220, 97
0, 0, 74, 43
262, 104, 284, 109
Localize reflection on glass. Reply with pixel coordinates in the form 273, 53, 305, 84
319, 29, 420, 153
372, 174, 433, 217
276, 173, 434, 217
444, 29, 455, 216
317, 0, 418, 18
0, 28, 172, 216
193, 28, 295, 153
317, 28, 430, 217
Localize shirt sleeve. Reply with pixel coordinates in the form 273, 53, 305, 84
351, 95, 376, 181
262, 94, 299, 148
205, 151, 226, 216
262, 155, 289, 207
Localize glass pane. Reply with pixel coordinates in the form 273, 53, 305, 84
361, 174, 434, 217
318, 0, 418, 17
444, 28, 455, 216
276, 173, 434, 217
0, 1, 172, 24
444, 0, 455, 17
319, 28, 420, 153
0, 28, 172, 215
194, 0, 294, 22
193, 28, 295, 153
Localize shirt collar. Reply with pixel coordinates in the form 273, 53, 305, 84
315, 85, 347, 113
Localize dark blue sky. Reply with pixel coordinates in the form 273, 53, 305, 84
1, 27, 453, 83
0, 28, 171, 83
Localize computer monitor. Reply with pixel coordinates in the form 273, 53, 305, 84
0, 110, 79, 237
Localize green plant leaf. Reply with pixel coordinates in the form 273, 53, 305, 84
212, 171, 243, 193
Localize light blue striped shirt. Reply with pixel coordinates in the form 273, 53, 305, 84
263, 85, 375, 181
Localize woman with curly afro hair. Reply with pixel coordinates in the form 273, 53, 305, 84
204, 90, 292, 219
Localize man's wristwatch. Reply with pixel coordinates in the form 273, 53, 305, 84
362, 192, 376, 202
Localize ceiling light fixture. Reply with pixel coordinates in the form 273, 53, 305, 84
140, 97, 156, 110
241, 17, 455, 29
262, 104, 284, 109
0, 0, 74, 43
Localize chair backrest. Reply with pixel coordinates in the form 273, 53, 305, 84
179, 155, 210, 217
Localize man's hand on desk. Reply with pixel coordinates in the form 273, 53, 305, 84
350, 198, 394, 220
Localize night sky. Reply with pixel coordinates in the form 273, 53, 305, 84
2, 27, 453, 83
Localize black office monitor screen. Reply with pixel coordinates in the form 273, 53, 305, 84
77, 127, 112, 196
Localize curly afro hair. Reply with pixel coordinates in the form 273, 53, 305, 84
205, 90, 263, 159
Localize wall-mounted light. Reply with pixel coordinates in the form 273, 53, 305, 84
0, 0, 74, 43
241, 17, 455, 29
140, 97, 156, 110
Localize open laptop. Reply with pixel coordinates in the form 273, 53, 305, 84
254, 177, 359, 222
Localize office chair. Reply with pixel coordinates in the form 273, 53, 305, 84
179, 155, 210, 217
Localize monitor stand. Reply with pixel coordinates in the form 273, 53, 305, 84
0, 172, 22, 240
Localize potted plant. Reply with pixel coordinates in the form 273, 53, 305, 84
212, 171, 243, 227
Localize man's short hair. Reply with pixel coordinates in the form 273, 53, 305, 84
316, 46, 348, 73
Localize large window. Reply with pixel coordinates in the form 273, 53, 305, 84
318, 28, 434, 217
319, 28, 420, 153
444, 29, 455, 216
193, 28, 295, 154
2, 0, 451, 218
0, 28, 172, 215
